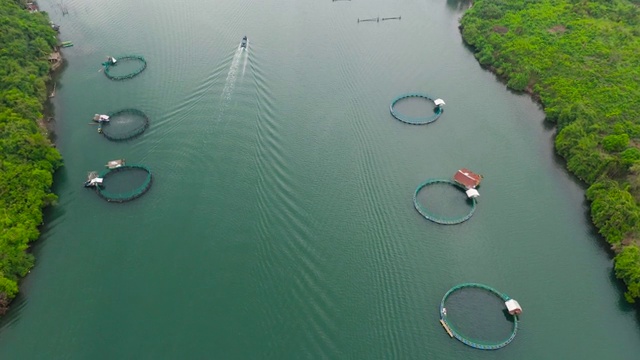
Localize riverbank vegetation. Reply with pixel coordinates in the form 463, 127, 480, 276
460, 0, 640, 303
0, 0, 62, 314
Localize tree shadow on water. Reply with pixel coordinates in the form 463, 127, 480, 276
0, 293, 28, 330
446, 0, 473, 12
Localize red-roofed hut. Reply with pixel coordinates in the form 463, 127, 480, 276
453, 168, 483, 189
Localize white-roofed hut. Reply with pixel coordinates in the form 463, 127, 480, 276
505, 299, 522, 316
93, 114, 110, 123
465, 188, 480, 199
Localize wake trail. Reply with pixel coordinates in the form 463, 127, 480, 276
217, 47, 243, 123
241, 50, 249, 80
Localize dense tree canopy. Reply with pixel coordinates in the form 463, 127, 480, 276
461, 0, 640, 303
0, 0, 62, 314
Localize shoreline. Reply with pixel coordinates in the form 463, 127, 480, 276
39, 49, 66, 146
459, 0, 640, 305
0, 1, 64, 315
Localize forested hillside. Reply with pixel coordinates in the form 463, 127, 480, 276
0, 0, 62, 314
460, 0, 640, 303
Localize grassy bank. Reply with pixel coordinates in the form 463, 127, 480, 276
460, 0, 640, 303
0, 0, 63, 314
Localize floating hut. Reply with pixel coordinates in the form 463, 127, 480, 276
505, 299, 522, 316
453, 168, 483, 189
453, 168, 482, 199
434, 98, 446, 107
84, 172, 103, 188
93, 114, 110, 123
106, 159, 125, 169
465, 188, 480, 199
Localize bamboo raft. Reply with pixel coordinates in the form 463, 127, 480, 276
439, 319, 453, 338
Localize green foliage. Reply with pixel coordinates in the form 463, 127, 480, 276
586, 180, 640, 245
462, 0, 640, 303
0, 0, 62, 311
602, 134, 630, 152
507, 71, 529, 91
621, 148, 640, 167
0, 276, 19, 299
614, 246, 640, 303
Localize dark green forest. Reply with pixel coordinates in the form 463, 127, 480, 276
0, 0, 62, 313
461, 0, 640, 302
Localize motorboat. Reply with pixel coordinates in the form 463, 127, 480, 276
240, 36, 247, 49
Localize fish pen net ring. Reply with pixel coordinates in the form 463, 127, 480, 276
103, 55, 147, 80
100, 108, 150, 141
413, 179, 476, 225
95, 165, 152, 203
390, 93, 444, 125
440, 283, 519, 350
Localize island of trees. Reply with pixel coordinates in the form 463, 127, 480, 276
0, 0, 62, 314
460, 0, 640, 303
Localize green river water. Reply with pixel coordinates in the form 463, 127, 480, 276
1, 0, 640, 358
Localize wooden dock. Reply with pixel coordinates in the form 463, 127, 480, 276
439, 319, 453, 338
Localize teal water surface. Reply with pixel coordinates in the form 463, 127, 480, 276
1, 0, 639, 358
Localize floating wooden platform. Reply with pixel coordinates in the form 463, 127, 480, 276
440, 319, 453, 338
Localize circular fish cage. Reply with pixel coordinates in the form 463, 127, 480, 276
95, 165, 152, 203
440, 283, 519, 350
103, 55, 147, 80
390, 93, 444, 125
413, 179, 476, 225
99, 108, 149, 141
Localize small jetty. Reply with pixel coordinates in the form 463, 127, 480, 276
48, 52, 62, 71
453, 168, 482, 199
439, 319, 453, 338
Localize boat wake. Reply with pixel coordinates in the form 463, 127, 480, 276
241, 48, 249, 80
217, 47, 243, 122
